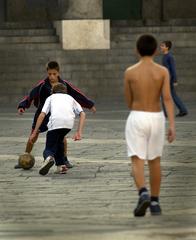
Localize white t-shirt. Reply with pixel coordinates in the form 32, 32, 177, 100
42, 93, 83, 131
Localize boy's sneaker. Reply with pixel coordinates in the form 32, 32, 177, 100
39, 156, 55, 175
150, 201, 162, 215
14, 163, 22, 169
65, 159, 74, 168
176, 112, 188, 117
54, 165, 68, 174
134, 193, 150, 217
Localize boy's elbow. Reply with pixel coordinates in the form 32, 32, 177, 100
163, 95, 173, 104
41, 112, 46, 117
80, 111, 86, 118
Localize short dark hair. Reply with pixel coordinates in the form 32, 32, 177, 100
136, 34, 157, 56
46, 61, 60, 71
162, 41, 172, 50
52, 83, 67, 94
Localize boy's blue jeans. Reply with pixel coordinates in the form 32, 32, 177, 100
43, 128, 71, 166
170, 85, 188, 114
162, 85, 188, 116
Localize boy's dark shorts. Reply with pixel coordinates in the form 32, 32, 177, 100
32, 112, 50, 133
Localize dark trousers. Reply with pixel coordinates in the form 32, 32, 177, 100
43, 128, 71, 166
162, 85, 188, 116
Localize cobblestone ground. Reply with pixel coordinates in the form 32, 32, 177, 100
0, 101, 196, 240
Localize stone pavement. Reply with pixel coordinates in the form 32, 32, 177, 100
0, 101, 196, 240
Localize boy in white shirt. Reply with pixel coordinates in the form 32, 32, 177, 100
30, 83, 85, 175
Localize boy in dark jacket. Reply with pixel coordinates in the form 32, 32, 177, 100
160, 41, 188, 117
15, 61, 96, 169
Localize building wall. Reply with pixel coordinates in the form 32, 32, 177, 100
4, 0, 196, 22
103, 0, 142, 20
5, 0, 102, 21
142, 0, 162, 22
0, 0, 5, 22
6, 0, 59, 21
163, 0, 196, 20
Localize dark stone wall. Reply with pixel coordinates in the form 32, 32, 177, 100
163, 0, 196, 20
142, 0, 196, 23
142, 0, 162, 21
0, 0, 5, 22
4, 0, 196, 22
6, 0, 102, 21
6, 0, 59, 21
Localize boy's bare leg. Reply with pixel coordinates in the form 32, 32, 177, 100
131, 156, 150, 217
148, 157, 161, 197
63, 137, 73, 168
131, 156, 145, 189
148, 157, 162, 215
25, 132, 39, 153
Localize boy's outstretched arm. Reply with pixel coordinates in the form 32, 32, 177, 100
162, 68, 176, 143
73, 111, 86, 141
17, 80, 45, 114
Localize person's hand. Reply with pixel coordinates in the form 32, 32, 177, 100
167, 127, 175, 143
18, 108, 25, 115
90, 106, 96, 113
72, 132, 82, 141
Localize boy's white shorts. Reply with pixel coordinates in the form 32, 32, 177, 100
125, 111, 165, 160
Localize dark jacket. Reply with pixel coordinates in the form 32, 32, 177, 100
162, 52, 177, 85
18, 77, 94, 132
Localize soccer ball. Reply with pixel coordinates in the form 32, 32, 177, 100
18, 153, 35, 170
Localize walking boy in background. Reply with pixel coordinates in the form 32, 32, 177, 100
15, 61, 96, 169
124, 34, 175, 217
160, 40, 188, 117
30, 83, 85, 175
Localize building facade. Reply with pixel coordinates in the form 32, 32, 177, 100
0, 0, 196, 104
0, 0, 196, 23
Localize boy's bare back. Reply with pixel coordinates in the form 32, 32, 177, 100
124, 58, 169, 112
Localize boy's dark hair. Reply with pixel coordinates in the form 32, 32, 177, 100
46, 61, 60, 71
162, 41, 172, 50
52, 83, 67, 94
136, 34, 157, 56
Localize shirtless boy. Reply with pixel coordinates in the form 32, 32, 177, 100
124, 34, 175, 217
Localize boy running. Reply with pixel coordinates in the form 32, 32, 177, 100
30, 83, 85, 175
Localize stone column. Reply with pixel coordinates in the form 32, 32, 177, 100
55, 0, 109, 50
59, 0, 103, 19
54, 19, 110, 50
